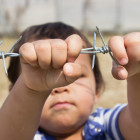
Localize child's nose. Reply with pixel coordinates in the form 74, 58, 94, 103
51, 87, 69, 94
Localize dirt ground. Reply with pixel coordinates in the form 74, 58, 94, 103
0, 36, 127, 108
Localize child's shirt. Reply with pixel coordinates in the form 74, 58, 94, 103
34, 104, 126, 140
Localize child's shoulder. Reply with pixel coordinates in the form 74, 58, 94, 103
83, 104, 127, 140
92, 103, 127, 119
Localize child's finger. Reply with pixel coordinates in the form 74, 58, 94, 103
50, 39, 67, 69
19, 42, 38, 66
123, 32, 140, 61
33, 40, 51, 69
124, 32, 140, 47
112, 62, 128, 80
65, 34, 83, 62
63, 63, 82, 83
108, 36, 128, 65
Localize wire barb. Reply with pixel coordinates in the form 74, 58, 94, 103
8, 36, 22, 53
0, 36, 22, 75
0, 27, 119, 76
97, 26, 119, 64
80, 26, 119, 68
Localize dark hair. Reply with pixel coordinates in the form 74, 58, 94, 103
8, 22, 104, 93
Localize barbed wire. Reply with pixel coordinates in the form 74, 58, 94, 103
80, 26, 119, 69
0, 36, 21, 75
0, 27, 118, 76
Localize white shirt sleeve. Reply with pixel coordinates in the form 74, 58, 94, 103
103, 104, 127, 140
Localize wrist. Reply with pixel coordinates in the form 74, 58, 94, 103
13, 75, 51, 100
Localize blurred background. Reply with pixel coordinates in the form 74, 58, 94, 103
1, 0, 140, 108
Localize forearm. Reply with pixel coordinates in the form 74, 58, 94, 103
127, 73, 140, 123
109, 32, 140, 139
0, 75, 49, 140
118, 73, 140, 139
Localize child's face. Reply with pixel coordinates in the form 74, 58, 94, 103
39, 53, 98, 135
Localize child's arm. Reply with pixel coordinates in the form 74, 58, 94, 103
0, 35, 83, 140
109, 32, 140, 139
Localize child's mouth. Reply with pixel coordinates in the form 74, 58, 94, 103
51, 101, 74, 110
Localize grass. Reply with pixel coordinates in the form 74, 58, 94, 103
0, 36, 127, 108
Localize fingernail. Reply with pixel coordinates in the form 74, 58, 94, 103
120, 58, 128, 65
118, 70, 123, 79
65, 64, 73, 75
118, 68, 127, 80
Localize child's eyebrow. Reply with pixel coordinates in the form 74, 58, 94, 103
80, 26, 119, 69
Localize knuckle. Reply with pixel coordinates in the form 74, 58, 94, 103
108, 36, 122, 46
33, 40, 51, 51
19, 42, 33, 53
124, 32, 140, 46
71, 34, 83, 46
20, 43, 37, 64
70, 34, 81, 40
67, 34, 83, 46
51, 39, 67, 52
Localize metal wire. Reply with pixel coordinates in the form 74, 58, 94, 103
0, 36, 22, 75
80, 26, 119, 69
8, 36, 22, 53
0, 27, 119, 75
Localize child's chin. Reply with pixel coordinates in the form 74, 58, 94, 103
49, 125, 80, 136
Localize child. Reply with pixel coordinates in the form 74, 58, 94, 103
0, 22, 140, 140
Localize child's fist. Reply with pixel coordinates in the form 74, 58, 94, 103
19, 34, 83, 92
108, 32, 140, 80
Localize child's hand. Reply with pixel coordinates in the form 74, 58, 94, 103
108, 32, 140, 80
19, 34, 83, 92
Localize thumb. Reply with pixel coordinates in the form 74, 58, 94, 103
63, 63, 83, 83
112, 62, 128, 80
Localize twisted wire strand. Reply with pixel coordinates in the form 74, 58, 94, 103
81, 26, 119, 69
0, 36, 22, 75
80, 46, 110, 54
0, 27, 118, 76
0, 53, 21, 58
0, 52, 21, 76
1, 45, 109, 76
